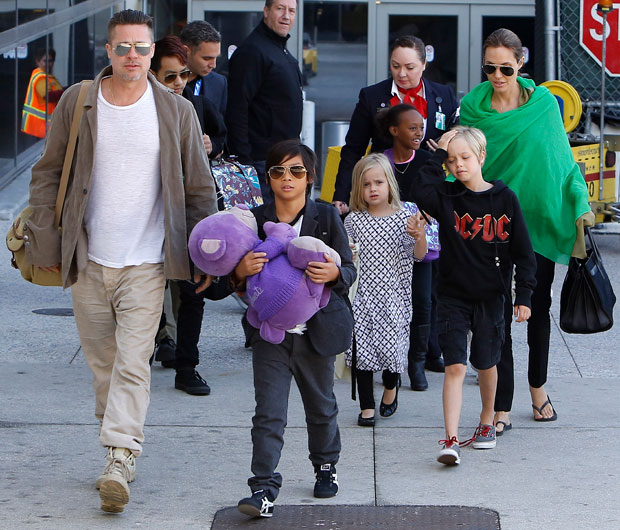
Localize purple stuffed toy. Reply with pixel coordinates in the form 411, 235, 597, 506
188, 206, 341, 344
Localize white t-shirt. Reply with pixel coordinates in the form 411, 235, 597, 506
287, 215, 307, 335
84, 80, 164, 268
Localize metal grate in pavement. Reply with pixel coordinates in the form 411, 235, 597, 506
212, 504, 500, 529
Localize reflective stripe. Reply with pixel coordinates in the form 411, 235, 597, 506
22, 103, 47, 120
21, 67, 59, 138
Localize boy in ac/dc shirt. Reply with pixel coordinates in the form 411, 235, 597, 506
410, 126, 536, 466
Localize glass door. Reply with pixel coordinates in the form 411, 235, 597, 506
373, 2, 469, 97
470, 4, 536, 86
189, 0, 301, 78
373, 1, 535, 96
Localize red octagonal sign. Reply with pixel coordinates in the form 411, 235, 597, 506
580, 0, 620, 76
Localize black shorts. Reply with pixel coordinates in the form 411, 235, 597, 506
437, 294, 505, 370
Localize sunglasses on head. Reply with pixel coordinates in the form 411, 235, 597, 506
482, 64, 516, 76
267, 165, 308, 179
163, 69, 191, 83
112, 42, 152, 57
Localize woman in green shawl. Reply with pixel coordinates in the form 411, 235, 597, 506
460, 28, 592, 432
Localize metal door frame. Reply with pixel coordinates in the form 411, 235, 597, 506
469, 4, 535, 91
371, 2, 470, 95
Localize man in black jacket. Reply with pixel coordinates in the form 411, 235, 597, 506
226, 0, 303, 196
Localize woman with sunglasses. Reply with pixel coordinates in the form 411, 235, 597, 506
460, 28, 592, 432
332, 35, 458, 216
233, 139, 355, 518
151, 35, 226, 159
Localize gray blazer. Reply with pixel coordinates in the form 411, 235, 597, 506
26, 66, 217, 287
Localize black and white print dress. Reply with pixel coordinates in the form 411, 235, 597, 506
344, 209, 415, 373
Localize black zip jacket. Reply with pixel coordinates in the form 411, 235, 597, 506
241, 199, 356, 356
411, 149, 537, 306
226, 21, 303, 164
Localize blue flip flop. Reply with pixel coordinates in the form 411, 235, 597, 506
532, 397, 558, 422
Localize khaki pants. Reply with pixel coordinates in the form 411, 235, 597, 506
72, 260, 165, 456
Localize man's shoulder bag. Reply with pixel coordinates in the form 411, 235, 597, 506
6, 80, 91, 286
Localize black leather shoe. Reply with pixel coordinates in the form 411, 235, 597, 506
155, 337, 176, 365
409, 360, 428, 391
379, 386, 398, 417
357, 412, 375, 427
425, 357, 445, 373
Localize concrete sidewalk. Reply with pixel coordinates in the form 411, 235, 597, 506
1, 171, 620, 529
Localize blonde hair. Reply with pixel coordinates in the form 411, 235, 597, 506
349, 153, 402, 212
448, 126, 487, 164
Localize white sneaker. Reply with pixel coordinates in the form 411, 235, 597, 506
98, 447, 136, 513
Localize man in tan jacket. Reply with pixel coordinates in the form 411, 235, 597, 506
25, 9, 217, 514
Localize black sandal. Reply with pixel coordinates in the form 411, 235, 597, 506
495, 420, 513, 436
532, 397, 558, 422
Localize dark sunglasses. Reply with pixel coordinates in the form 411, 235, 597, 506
113, 42, 152, 57
482, 64, 516, 76
267, 165, 308, 179
163, 69, 191, 83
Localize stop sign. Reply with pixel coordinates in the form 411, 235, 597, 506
580, 0, 620, 76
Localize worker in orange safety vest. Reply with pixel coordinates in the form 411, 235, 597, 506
21, 48, 64, 138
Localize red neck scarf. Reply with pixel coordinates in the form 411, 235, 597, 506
390, 80, 428, 118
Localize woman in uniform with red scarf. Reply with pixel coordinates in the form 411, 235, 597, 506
332, 35, 458, 392
332, 35, 458, 214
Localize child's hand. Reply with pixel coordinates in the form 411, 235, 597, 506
233, 251, 269, 283
437, 129, 459, 151
306, 253, 340, 284
514, 305, 531, 322
349, 240, 359, 260
406, 213, 426, 240
193, 273, 214, 294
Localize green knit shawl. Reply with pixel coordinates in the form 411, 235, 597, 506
460, 77, 591, 265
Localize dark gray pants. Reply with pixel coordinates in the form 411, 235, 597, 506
248, 332, 341, 500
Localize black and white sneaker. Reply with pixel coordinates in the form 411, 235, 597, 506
237, 490, 274, 518
313, 463, 339, 498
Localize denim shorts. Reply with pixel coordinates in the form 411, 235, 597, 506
437, 294, 505, 370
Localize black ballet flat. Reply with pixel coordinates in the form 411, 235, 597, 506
379, 386, 399, 417
357, 412, 376, 427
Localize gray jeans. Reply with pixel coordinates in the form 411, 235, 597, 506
248, 332, 341, 499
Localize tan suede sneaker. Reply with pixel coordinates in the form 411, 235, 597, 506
96, 446, 136, 490
98, 447, 136, 513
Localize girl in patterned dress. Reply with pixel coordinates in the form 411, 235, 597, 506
345, 153, 428, 426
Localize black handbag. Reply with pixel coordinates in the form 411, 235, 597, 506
559, 227, 616, 334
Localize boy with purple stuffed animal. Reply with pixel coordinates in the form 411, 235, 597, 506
190, 139, 355, 518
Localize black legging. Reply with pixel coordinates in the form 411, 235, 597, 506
356, 369, 399, 411
495, 253, 555, 411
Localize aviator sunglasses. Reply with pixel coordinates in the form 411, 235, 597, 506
482, 63, 516, 76
112, 42, 152, 56
163, 69, 191, 83
267, 165, 308, 179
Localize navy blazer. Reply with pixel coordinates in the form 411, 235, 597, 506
243, 199, 356, 356
182, 85, 227, 159
333, 78, 458, 204
202, 71, 227, 116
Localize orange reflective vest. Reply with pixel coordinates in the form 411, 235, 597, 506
21, 68, 63, 138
